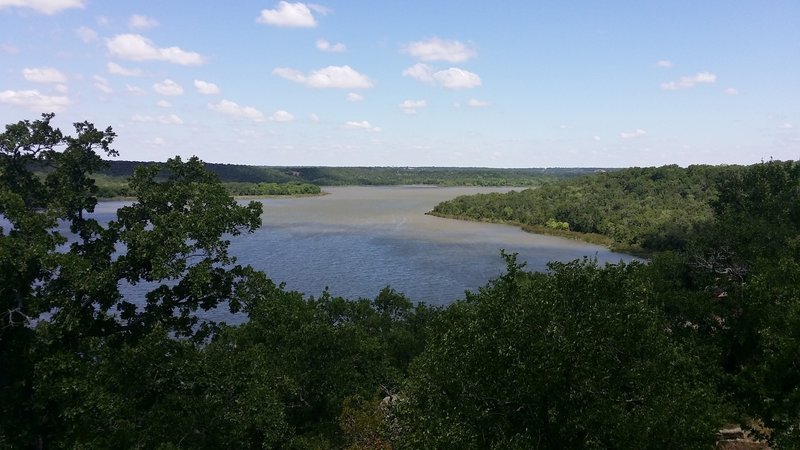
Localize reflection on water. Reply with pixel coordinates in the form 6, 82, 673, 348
224, 186, 635, 305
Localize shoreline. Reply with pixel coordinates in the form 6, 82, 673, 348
426, 211, 650, 258
98, 191, 329, 202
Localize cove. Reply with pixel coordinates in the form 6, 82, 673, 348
221, 186, 636, 306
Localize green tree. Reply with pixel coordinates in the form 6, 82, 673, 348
394, 256, 725, 449
0, 114, 264, 447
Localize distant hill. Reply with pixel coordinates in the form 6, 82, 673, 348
100, 160, 615, 186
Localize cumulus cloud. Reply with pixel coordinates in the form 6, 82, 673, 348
194, 79, 220, 95
399, 99, 426, 114
147, 137, 165, 146
309, 113, 320, 122
272, 65, 373, 89
0, 89, 70, 111
132, 113, 184, 125
467, 98, 489, 107
620, 129, 647, 139
107, 62, 142, 76
778, 123, 794, 129
316, 38, 345, 52
345, 120, 381, 132
346, 92, 363, 102
156, 99, 171, 108
660, 72, 716, 90
129, 14, 158, 29
153, 79, 183, 96
107, 34, 204, 65
0, 0, 84, 15
402, 63, 434, 82
403, 37, 476, 63
593, 136, 602, 142
655, 60, 673, 68
270, 110, 295, 122
724, 87, 739, 95
257, 1, 317, 27
403, 64, 481, 89
208, 99, 265, 122
93, 75, 112, 94
75, 26, 98, 43
23, 67, 66, 83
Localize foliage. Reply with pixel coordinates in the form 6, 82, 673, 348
431, 165, 736, 252
394, 255, 725, 449
3, 115, 800, 448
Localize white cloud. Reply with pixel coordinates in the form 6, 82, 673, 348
23, 67, 66, 83
316, 38, 346, 53
125, 85, 145, 95
153, 79, 183, 96
270, 110, 295, 122
107, 62, 142, 76
345, 120, 381, 132
0, 0, 84, 15
133, 113, 184, 125
194, 79, 220, 95
346, 92, 363, 102
93, 75, 112, 94
129, 14, 158, 29
257, 1, 317, 27
402, 63, 433, 82
75, 26, 97, 43
208, 99, 265, 122
54, 84, 68, 93
309, 113, 320, 122
403, 37, 476, 63
467, 99, 489, 108
0, 89, 70, 111
147, 137, 165, 146
107, 34, 204, 65
620, 129, 647, 139
778, 123, 794, 129
655, 60, 673, 68
432, 68, 482, 89
724, 87, 739, 95
399, 99, 426, 114
403, 64, 482, 89
156, 99, 171, 108
593, 136, 601, 142
272, 65, 373, 89
660, 71, 716, 90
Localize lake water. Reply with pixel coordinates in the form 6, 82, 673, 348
206, 185, 634, 305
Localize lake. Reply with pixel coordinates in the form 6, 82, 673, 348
213, 185, 636, 305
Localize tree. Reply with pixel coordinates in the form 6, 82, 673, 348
394, 256, 725, 449
0, 114, 263, 447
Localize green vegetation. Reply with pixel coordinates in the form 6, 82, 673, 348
102, 160, 607, 187
3, 115, 799, 448
90, 160, 604, 198
431, 164, 738, 253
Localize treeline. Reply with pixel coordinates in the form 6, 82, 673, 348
3, 115, 800, 448
224, 181, 322, 196
431, 164, 742, 253
101, 160, 609, 186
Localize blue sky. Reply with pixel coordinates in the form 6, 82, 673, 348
1, 0, 798, 167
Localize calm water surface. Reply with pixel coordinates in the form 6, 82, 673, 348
205, 185, 635, 305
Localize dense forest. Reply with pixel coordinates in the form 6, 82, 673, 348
2, 115, 800, 448
430, 164, 745, 254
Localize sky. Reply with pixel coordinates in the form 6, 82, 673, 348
1, 0, 799, 167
